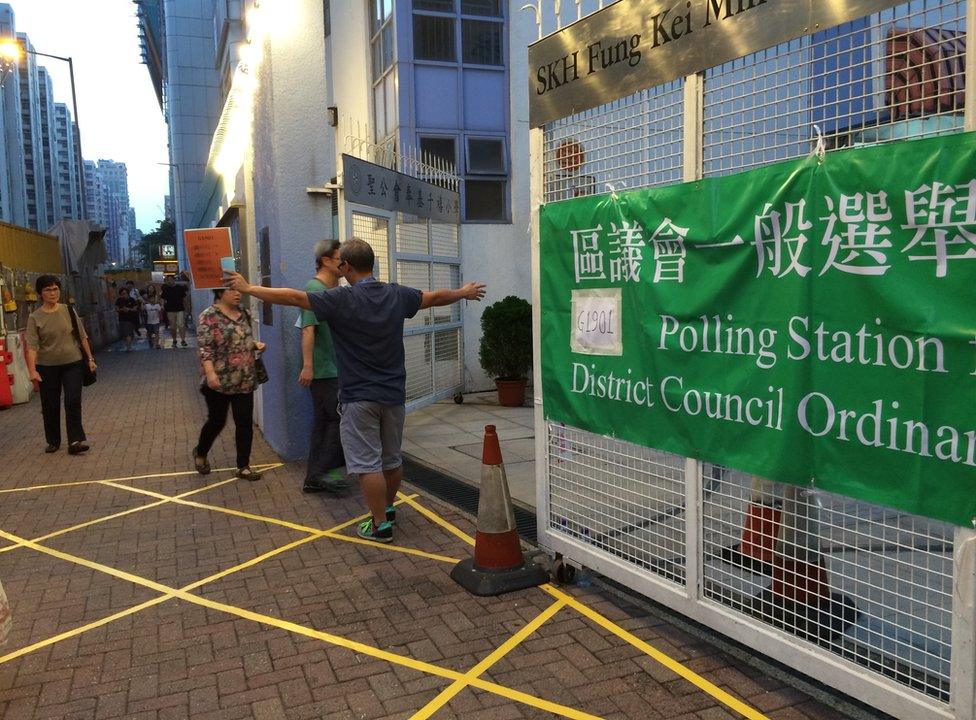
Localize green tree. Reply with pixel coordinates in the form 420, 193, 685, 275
133, 219, 176, 268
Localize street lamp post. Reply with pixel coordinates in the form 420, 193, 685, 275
0, 40, 87, 218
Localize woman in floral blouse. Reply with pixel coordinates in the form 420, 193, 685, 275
194, 287, 265, 479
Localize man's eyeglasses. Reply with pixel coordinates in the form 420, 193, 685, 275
41, 287, 60, 292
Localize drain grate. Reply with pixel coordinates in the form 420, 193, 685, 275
402, 459, 537, 544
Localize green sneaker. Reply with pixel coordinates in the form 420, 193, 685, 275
324, 468, 350, 492
386, 505, 396, 524
357, 519, 393, 543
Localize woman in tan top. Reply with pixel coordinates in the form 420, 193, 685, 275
25, 275, 97, 454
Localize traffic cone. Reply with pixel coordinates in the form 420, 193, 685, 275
721, 476, 782, 575
751, 485, 858, 642
450, 425, 549, 596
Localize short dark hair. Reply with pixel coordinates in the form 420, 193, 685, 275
340, 238, 375, 273
314, 239, 341, 270
35, 275, 61, 294
212, 288, 225, 301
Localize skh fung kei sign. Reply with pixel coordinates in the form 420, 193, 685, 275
529, 0, 906, 126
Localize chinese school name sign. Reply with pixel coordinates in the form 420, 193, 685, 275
540, 132, 976, 527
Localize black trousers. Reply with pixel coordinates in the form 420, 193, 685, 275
306, 377, 344, 482
196, 387, 254, 469
37, 361, 86, 447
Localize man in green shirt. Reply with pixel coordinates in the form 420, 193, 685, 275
298, 240, 347, 493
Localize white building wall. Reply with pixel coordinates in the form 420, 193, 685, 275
246, 0, 337, 459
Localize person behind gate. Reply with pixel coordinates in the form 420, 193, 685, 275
298, 239, 348, 494
224, 237, 486, 543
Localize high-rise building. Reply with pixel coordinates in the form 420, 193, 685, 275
83, 158, 103, 226
36, 67, 61, 228
53, 103, 82, 220
84, 159, 134, 263
17, 32, 47, 230
0, 5, 88, 231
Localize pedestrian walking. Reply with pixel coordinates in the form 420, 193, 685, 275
225, 238, 486, 542
299, 240, 347, 494
144, 285, 164, 349
193, 287, 266, 480
115, 287, 140, 352
24, 275, 96, 455
161, 274, 190, 347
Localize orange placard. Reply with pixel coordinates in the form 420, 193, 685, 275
184, 228, 233, 289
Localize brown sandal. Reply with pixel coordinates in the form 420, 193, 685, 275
193, 449, 211, 475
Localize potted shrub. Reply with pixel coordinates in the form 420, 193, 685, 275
478, 295, 532, 407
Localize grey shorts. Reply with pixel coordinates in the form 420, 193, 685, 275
338, 401, 406, 475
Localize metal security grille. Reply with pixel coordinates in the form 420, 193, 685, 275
702, 0, 967, 176
542, 80, 684, 203
547, 424, 688, 582
700, 468, 954, 702
535, 2, 975, 719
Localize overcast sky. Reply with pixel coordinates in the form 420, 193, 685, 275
11, 0, 169, 233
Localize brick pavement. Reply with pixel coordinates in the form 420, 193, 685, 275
0, 348, 851, 719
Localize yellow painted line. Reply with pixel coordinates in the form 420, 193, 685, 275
321, 531, 460, 565
179, 496, 421, 592
0, 522, 610, 718
179, 532, 325, 593
398, 493, 475, 547
543, 585, 770, 720
0, 478, 238, 555
402, 494, 769, 720
410, 599, 569, 720
0, 498, 170, 554
0, 594, 173, 666
103, 481, 320, 535
178, 590, 601, 720
0, 528, 179, 596
0, 463, 281, 494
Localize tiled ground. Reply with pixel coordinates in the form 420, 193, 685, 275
0, 349, 848, 719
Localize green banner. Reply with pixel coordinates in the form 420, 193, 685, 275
541, 132, 976, 527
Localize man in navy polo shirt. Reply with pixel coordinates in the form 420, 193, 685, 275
224, 238, 486, 543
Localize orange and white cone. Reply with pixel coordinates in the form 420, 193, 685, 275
722, 476, 782, 573
450, 425, 548, 596
753, 485, 858, 641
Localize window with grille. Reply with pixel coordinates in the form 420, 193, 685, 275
419, 136, 457, 168
370, 0, 396, 140
414, 14, 456, 61
412, 0, 503, 65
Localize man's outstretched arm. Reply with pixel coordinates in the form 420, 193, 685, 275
224, 271, 311, 309
420, 282, 486, 309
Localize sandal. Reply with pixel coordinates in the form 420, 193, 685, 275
193, 448, 211, 475
235, 466, 260, 481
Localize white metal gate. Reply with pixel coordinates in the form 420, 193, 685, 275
347, 206, 464, 411
531, 2, 976, 719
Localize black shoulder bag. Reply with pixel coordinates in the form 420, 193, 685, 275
242, 309, 269, 384
67, 305, 97, 386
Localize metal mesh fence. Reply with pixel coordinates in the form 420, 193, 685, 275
542, 80, 684, 204
700, 466, 954, 701
546, 423, 688, 583
702, 0, 967, 176
545, 421, 956, 703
